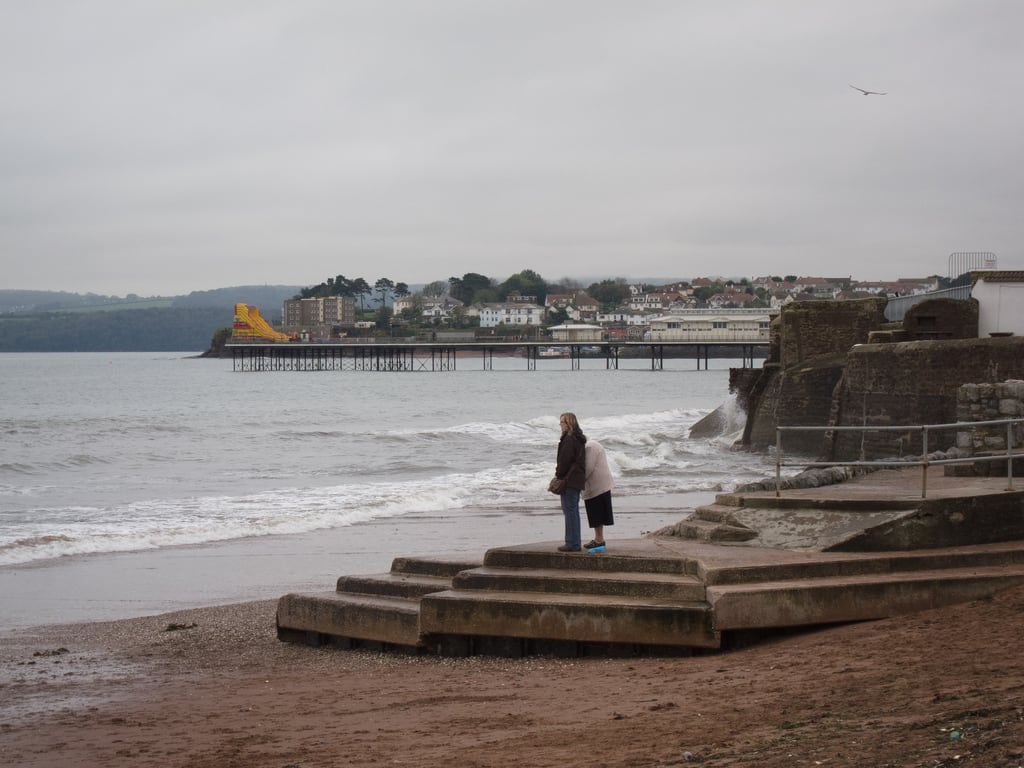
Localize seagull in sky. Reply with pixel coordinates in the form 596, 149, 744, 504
850, 84, 887, 96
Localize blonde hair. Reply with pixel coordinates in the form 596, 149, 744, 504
560, 412, 581, 435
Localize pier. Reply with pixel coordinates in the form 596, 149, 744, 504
227, 340, 768, 372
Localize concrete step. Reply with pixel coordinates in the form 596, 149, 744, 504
419, 589, 718, 649
709, 564, 1024, 631
276, 539, 1024, 656
703, 543, 1024, 585
452, 566, 706, 601
713, 491, 922, 512
276, 590, 422, 648
387, 555, 483, 578
657, 518, 758, 543
481, 546, 696, 575
276, 555, 479, 650
337, 572, 455, 599
692, 504, 745, 523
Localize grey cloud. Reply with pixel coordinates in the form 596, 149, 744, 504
1, 1, 1021, 295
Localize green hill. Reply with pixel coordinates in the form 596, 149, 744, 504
0, 286, 304, 352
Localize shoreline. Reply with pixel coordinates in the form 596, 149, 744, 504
0, 492, 711, 633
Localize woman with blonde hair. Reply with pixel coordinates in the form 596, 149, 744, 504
553, 412, 587, 552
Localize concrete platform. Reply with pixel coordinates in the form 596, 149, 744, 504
276, 468, 1024, 656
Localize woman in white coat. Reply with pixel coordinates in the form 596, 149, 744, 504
582, 439, 614, 552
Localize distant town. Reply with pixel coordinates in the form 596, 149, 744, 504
271, 271, 965, 344
0, 269, 982, 353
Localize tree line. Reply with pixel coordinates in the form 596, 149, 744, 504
298, 269, 639, 311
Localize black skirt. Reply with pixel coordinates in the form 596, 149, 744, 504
583, 490, 614, 528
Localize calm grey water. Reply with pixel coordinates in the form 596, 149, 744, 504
0, 351, 776, 627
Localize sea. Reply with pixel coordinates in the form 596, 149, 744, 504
0, 351, 779, 630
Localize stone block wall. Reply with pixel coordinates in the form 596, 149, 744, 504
827, 337, 1024, 460
778, 298, 887, 369
902, 298, 978, 341
735, 297, 1023, 461
956, 380, 1024, 453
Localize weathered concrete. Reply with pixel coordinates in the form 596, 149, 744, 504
277, 556, 481, 650
276, 469, 1024, 656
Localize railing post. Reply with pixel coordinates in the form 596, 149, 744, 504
920, 425, 928, 499
775, 428, 782, 497
1007, 421, 1015, 492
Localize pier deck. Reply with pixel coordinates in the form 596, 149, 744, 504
228, 339, 768, 371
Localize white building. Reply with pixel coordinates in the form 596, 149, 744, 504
548, 323, 604, 342
972, 271, 1024, 337
596, 307, 651, 326
478, 302, 545, 328
646, 309, 775, 342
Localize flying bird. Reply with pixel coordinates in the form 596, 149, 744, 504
850, 84, 887, 96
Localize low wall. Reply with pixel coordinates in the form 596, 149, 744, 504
956, 379, 1024, 456
828, 337, 1024, 460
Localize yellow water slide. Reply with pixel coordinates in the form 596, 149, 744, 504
232, 303, 292, 342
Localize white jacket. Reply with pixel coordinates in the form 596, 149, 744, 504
582, 440, 614, 500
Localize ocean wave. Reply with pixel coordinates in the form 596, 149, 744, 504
0, 463, 42, 476
0, 463, 553, 567
0, 435, 778, 568
0, 359, 767, 568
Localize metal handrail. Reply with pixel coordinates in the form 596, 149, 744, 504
775, 418, 1024, 498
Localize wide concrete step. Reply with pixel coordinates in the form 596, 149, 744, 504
713, 491, 922, 512
419, 589, 718, 649
337, 572, 454, 599
708, 564, 1024, 631
482, 546, 696, 575
388, 555, 483, 578
276, 591, 422, 647
703, 543, 1024, 585
452, 566, 706, 601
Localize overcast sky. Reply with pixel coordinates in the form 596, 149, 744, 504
2, 1, 1021, 297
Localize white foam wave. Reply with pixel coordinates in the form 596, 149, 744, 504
0, 461, 556, 567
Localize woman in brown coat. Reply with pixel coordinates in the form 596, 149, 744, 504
554, 412, 587, 552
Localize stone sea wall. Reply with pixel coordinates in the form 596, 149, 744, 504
734, 296, 1024, 461
826, 337, 1024, 460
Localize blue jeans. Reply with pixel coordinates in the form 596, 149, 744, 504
561, 488, 581, 549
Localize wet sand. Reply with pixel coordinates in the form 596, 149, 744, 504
3, 584, 1024, 767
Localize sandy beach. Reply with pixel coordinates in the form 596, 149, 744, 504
3, 581, 1024, 767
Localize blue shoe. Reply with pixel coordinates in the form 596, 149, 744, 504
585, 541, 606, 553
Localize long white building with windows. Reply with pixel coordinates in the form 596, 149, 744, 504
645, 308, 776, 342
478, 302, 546, 328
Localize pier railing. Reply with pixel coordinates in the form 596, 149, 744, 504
774, 418, 1024, 498
227, 339, 768, 372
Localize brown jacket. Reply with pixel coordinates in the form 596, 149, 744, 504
555, 431, 587, 491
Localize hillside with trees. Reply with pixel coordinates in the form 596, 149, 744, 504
0, 286, 303, 352
0, 307, 234, 352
